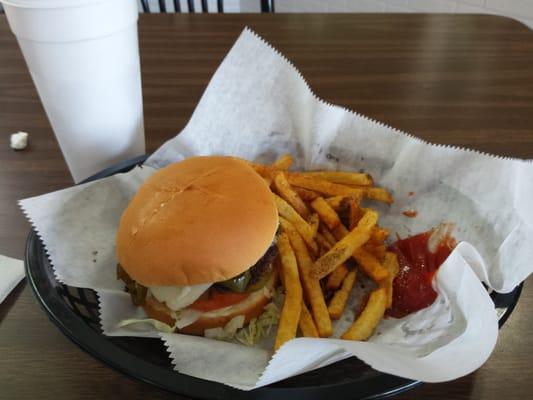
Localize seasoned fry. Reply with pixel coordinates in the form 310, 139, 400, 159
275, 233, 303, 351
332, 223, 349, 241
328, 270, 357, 319
287, 174, 364, 198
274, 194, 318, 255
308, 213, 319, 238
369, 227, 390, 244
316, 232, 332, 251
381, 252, 400, 308
312, 210, 378, 279
248, 162, 273, 179
325, 196, 346, 210
294, 187, 321, 202
298, 302, 319, 338
272, 154, 293, 170
364, 243, 386, 261
318, 224, 337, 246
273, 171, 310, 219
280, 218, 333, 337
298, 171, 373, 186
358, 187, 394, 204
311, 197, 342, 230
341, 287, 387, 341
326, 264, 349, 290
348, 198, 361, 230
353, 248, 389, 281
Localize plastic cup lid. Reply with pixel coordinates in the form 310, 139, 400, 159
0, 0, 106, 8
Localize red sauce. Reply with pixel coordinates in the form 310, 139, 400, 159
189, 288, 249, 312
387, 229, 455, 318
402, 210, 418, 218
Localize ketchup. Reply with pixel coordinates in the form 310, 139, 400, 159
387, 227, 456, 318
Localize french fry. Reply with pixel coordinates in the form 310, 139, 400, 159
273, 171, 310, 219
275, 233, 303, 351
353, 248, 389, 281
272, 154, 293, 170
311, 197, 342, 230
369, 227, 390, 244
294, 187, 321, 202
280, 218, 333, 337
380, 252, 400, 308
325, 196, 346, 210
311, 210, 378, 279
308, 213, 320, 238
341, 287, 387, 341
364, 243, 386, 261
348, 198, 361, 230
287, 174, 364, 198
326, 264, 349, 290
316, 232, 332, 251
298, 302, 319, 338
328, 270, 357, 319
298, 171, 373, 187
353, 187, 394, 204
247, 162, 273, 179
318, 224, 337, 247
274, 194, 318, 255
332, 223, 349, 241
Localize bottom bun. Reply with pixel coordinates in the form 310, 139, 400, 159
143, 270, 278, 336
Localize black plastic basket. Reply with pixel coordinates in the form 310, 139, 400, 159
25, 156, 523, 400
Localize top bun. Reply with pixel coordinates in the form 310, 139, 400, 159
116, 156, 278, 286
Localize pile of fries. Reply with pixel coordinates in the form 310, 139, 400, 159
247, 154, 400, 351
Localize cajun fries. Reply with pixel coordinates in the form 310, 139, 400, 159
280, 218, 333, 337
328, 270, 357, 319
341, 288, 387, 341
274, 194, 318, 255
272, 154, 293, 170
312, 210, 378, 279
326, 264, 349, 290
248, 154, 396, 345
381, 252, 400, 308
294, 187, 321, 202
353, 248, 389, 281
299, 302, 319, 338
275, 233, 303, 350
299, 171, 373, 186
274, 171, 310, 219
288, 174, 364, 198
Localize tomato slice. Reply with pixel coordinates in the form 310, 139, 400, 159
189, 288, 249, 312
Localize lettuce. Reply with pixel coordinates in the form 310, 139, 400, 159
235, 302, 280, 346
204, 315, 245, 340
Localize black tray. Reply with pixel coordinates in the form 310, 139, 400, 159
25, 156, 523, 400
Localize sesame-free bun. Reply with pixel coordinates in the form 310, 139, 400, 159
116, 156, 278, 286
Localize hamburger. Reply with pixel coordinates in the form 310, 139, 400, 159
116, 156, 280, 336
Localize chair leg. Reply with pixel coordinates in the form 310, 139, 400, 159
217, 0, 224, 13
174, 0, 181, 12
158, 0, 167, 13
261, 0, 275, 13
140, 0, 150, 13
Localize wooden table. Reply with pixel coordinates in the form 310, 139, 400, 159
1, 12, 532, 400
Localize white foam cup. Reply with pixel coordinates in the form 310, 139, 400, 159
2, 0, 145, 182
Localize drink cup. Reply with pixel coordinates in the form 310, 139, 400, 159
2, 0, 145, 182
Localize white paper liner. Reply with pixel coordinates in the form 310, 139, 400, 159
19, 28, 532, 389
